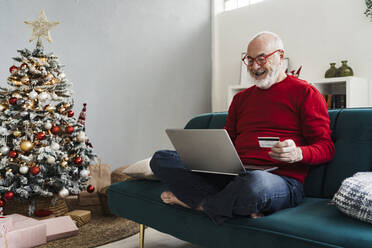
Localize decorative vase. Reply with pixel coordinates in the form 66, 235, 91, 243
325, 63, 337, 78
337, 60, 354, 77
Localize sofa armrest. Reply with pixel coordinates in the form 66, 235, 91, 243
111, 165, 136, 183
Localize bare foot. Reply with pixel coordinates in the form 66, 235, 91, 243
160, 191, 203, 211
250, 212, 264, 219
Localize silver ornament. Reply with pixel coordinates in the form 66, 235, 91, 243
29, 90, 38, 100
44, 122, 52, 130
38, 92, 50, 102
80, 169, 90, 178
19, 166, 29, 174
47, 156, 56, 164
58, 188, 69, 198
0, 146, 9, 155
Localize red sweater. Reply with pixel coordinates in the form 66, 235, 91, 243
225, 75, 335, 183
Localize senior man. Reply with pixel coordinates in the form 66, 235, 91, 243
150, 31, 335, 224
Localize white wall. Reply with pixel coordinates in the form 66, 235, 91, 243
213, 0, 372, 111
0, 0, 211, 169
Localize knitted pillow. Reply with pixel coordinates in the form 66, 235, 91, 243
332, 172, 372, 224
122, 158, 158, 180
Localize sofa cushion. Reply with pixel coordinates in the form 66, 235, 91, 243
332, 172, 372, 224
108, 180, 372, 248
323, 108, 372, 198
303, 109, 339, 198
184, 112, 227, 129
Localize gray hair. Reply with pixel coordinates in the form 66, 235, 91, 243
248, 31, 284, 50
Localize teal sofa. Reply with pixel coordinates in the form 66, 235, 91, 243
107, 109, 372, 248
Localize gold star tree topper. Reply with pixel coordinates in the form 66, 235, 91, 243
24, 10, 59, 43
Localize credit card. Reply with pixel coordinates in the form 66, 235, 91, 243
258, 137, 280, 148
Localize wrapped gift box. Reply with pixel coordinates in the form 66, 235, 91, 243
65, 210, 91, 227
1, 214, 47, 248
41, 216, 78, 241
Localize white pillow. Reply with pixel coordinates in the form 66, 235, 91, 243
122, 158, 158, 180
332, 172, 372, 224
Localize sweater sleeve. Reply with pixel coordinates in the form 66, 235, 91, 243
224, 94, 239, 143
298, 86, 335, 165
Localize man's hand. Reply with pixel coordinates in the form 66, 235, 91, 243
268, 139, 303, 163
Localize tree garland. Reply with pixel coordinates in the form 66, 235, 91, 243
366, 0, 372, 20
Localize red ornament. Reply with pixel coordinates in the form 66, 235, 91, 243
87, 185, 95, 193
9, 150, 17, 158
0, 199, 4, 207
51, 126, 60, 134
74, 157, 82, 165
9, 97, 18, 105
20, 63, 28, 69
67, 110, 74, 117
65, 126, 74, 134
9, 65, 18, 73
30, 166, 40, 175
36, 132, 46, 140
4, 191, 14, 200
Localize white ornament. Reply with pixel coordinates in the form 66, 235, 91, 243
0, 146, 9, 155
51, 142, 60, 150
77, 132, 87, 143
38, 92, 50, 101
58, 188, 69, 198
51, 93, 59, 100
29, 90, 38, 100
80, 169, 90, 178
19, 166, 29, 174
60, 73, 66, 78
44, 122, 52, 130
47, 156, 56, 164
0, 127, 7, 135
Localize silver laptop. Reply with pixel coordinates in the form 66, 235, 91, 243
165, 129, 278, 176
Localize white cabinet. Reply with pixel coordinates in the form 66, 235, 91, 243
227, 77, 370, 109
312, 77, 369, 108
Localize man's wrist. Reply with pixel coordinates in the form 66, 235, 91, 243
296, 147, 303, 162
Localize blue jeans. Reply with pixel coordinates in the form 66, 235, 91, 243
150, 150, 304, 224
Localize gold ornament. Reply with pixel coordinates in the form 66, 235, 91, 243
61, 161, 68, 167
46, 73, 53, 81
45, 105, 56, 112
12, 93, 22, 98
0, 104, 7, 111
21, 76, 30, 84
58, 107, 65, 114
13, 131, 22, 137
39, 57, 47, 64
20, 140, 34, 152
24, 10, 59, 43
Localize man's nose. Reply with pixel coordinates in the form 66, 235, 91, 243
250, 60, 261, 70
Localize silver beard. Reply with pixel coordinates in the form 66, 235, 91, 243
252, 64, 282, 89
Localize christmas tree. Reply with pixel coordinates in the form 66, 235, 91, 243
0, 11, 96, 215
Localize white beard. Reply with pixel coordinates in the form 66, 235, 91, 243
252, 64, 282, 89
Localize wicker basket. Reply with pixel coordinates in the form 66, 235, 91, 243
98, 186, 113, 216
4, 196, 69, 217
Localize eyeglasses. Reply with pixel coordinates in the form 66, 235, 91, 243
242, 49, 282, 67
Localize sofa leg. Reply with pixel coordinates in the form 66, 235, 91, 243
139, 224, 145, 248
